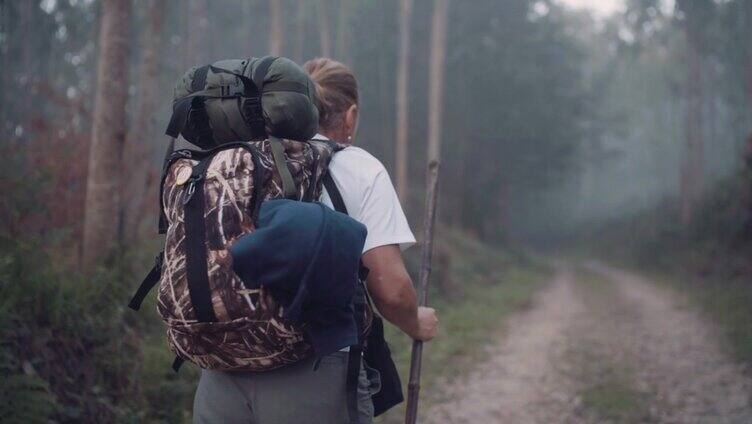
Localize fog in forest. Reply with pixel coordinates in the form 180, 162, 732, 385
2, 0, 751, 422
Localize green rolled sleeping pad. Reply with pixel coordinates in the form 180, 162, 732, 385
166, 56, 319, 148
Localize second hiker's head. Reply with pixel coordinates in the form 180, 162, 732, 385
304, 58, 359, 144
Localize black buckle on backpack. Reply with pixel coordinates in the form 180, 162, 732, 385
219, 84, 243, 97
183, 175, 203, 205
241, 96, 266, 139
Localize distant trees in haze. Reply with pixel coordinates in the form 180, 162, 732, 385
427, 0, 448, 166
3, 0, 751, 267
269, 0, 283, 55
3, 1, 752, 420
123, 0, 166, 241
395, 0, 413, 202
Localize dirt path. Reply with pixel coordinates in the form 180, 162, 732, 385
422, 262, 752, 424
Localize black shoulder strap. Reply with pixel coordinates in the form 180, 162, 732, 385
322, 170, 363, 423
322, 172, 347, 214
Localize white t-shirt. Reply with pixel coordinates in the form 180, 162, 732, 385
315, 136, 416, 253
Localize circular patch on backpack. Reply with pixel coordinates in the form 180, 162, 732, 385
175, 165, 193, 186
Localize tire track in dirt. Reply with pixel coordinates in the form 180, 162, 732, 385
422, 262, 752, 423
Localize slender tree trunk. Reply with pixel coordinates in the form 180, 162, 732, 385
269, 0, 283, 55
427, 0, 449, 163
497, 179, 510, 241
82, 0, 132, 270
1, 2, 12, 138
242, 0, 254, 57
680, 28, 704, 228
122, 0, 166, 241
187, 0, 209, 65
317, 0, 331, 56
395, 0, 413, 202
293, 3, 306, 63
377, 5, 389, 154
19, 0, 34, 138
336, 0, 350, 63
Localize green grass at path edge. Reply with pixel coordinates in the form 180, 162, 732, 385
646, 272, 752, 366
566, 241, 752, 368
569, 268, 656, 424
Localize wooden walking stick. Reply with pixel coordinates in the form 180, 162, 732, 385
405, 159, 440, 424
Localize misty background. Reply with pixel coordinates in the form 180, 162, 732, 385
1, 0, 751, 422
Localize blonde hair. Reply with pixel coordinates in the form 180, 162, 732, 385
303, 58, 359, 131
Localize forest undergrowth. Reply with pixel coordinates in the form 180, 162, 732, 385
0, 223, 550, 423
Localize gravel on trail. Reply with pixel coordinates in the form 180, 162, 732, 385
422, 262, 752, 424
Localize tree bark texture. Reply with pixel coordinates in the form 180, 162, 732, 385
82, 0, 132, 270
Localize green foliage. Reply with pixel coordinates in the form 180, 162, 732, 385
0, 375, 56, 424
579, 367, 652, 424
691, 278, 752, 364
0, 233, 189, 423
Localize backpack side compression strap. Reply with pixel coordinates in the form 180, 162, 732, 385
128, 252, 164, 311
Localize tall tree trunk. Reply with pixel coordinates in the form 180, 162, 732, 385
497, 179, 510, 241
82, 0, 132, 270
187, 0, 209, 65
395, 0, 413, 202
336, 0, 350, 63
1, 2, 13, 138
19, 0, 35, 139
242, 0, 255, 57
317, 0, 331, 56
427, 0, 449, 163
269, 0, 283, 55
680, 27, 704, 228
293, 3, 306, 63
122, 0, 166, 241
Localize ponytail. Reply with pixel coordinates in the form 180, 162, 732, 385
303, 58, 359, 132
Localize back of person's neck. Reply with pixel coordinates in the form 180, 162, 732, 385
318, 129, 352, 145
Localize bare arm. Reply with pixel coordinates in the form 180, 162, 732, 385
362, 244, 438, 341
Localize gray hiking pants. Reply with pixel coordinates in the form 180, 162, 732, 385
193, 351, 380, 424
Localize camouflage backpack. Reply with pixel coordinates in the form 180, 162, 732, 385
128, 57, 371, 372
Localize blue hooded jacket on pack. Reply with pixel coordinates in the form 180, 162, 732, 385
229, 199, 367, 356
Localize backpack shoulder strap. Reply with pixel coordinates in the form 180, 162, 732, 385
322, 169, 364, 423
322, 172, 347, 214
